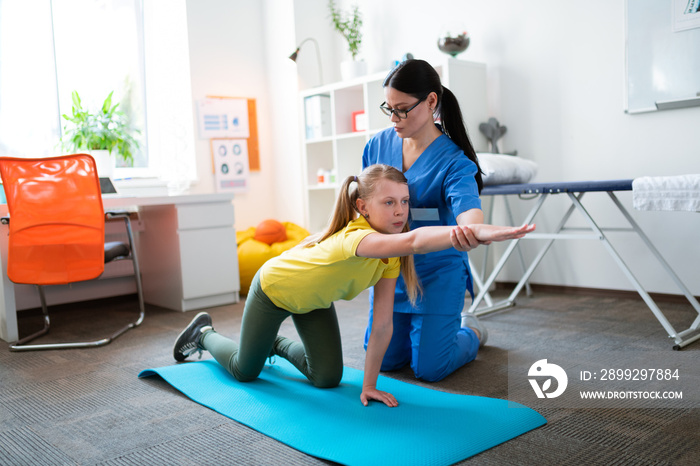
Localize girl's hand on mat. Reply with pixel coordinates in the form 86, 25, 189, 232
469, 223, 536, 245
361, 387, 399, 407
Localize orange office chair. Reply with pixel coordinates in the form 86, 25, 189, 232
0, 154, 145, 351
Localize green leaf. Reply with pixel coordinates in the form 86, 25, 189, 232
71, 90, 81, 110
102, 91, 114, 114
328, 0, 362, 59
58, 89, 140, 164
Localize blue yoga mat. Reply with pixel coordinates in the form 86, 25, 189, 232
139, 359, 546, 465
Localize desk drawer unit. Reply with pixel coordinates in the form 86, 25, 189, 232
139, 200, 240, 311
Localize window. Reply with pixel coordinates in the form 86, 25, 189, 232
0, 0, 59, 158
0, 0, 196, 185
52, 0, 147, 168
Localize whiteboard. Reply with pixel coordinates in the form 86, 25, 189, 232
626, 0, 700, 113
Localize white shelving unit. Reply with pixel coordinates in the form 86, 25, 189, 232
299, 58, 488, 233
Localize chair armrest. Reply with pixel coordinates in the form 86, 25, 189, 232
105, 211, 130, 219
105, 211, 139, 221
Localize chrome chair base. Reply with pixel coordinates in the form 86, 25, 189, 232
9, 214, 145, 352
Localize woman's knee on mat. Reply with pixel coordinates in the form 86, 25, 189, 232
413, 362, 452, 383
411, 349, 460, 382
411, 344, 477, 382
380, 355, 410, 372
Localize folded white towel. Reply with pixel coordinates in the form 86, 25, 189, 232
632, 174, 700, 212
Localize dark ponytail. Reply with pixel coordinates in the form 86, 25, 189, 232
439, 86, 483, 192
383, 59, 483, 193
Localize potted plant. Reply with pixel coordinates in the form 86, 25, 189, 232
60, 90, 140, 177
328, 0, 366, 80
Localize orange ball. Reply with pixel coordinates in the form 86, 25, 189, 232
254, 219, 288, 245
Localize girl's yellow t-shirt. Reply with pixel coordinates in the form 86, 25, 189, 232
259, 217, 400, 313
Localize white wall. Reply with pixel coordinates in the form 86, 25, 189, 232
262, 0, 305, 227
290, 0, 700, 295
293, 0, 339, 88
186, 1, 699, 295
186, 0, 298, 229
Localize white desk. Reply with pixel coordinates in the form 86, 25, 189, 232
0, 193, 240, 343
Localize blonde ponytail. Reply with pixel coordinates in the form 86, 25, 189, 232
299, 174, 359, 247
399, 221, 421, 306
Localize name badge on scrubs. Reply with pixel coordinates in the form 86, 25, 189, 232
410, 208, 440, 221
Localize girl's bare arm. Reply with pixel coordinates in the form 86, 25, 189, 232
356, 224, 535, 259
360, 277, 398, 407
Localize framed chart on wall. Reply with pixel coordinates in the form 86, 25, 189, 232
199, 96, 260, 171
672, 0, 700, 32
210, 138, 250, 193
625, 0, 700, 113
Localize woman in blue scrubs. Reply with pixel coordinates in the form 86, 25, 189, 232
363, 59, 487, 382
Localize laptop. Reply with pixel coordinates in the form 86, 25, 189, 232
99, 177, 120, 197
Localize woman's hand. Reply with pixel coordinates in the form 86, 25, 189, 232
467, 223, 536, 245
450, 225, 480, 251
361, 385, 399, 407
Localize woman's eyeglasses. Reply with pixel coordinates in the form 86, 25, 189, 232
379, 96, 427, 119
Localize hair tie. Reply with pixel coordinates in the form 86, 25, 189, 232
354, 175, 358, 183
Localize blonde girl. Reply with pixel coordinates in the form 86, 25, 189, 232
173, 164, 533, 407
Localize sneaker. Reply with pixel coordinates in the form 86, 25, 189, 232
462, 312, 488, 347
173, 312, 213, 361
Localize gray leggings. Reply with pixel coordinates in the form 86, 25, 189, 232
201, 271, 344, 388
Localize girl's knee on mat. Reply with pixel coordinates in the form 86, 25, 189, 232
309, 369, 343, 388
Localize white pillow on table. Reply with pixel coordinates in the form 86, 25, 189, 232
476, 153, 538, 185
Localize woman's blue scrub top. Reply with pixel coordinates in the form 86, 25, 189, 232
362, 127, 481, 315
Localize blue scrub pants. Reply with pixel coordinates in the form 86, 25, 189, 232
364, 309, 480, 382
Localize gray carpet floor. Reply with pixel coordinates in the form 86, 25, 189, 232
1, 288, 699, 465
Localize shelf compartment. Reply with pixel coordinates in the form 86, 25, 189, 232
336, 137, 365, 181
365, 78, 389, 132
304, 140, 333, 187
306, 189, 336, 234
333, 84, 364, 135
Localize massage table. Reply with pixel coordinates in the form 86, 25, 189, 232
465, 178, 700, 350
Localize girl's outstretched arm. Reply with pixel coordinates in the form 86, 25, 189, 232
356, 224, 535, 259
360, 277, 398, 407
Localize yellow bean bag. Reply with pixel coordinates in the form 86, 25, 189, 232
237, 221, 310, 295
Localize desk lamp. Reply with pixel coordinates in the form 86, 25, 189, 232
289, 37, 324, 87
